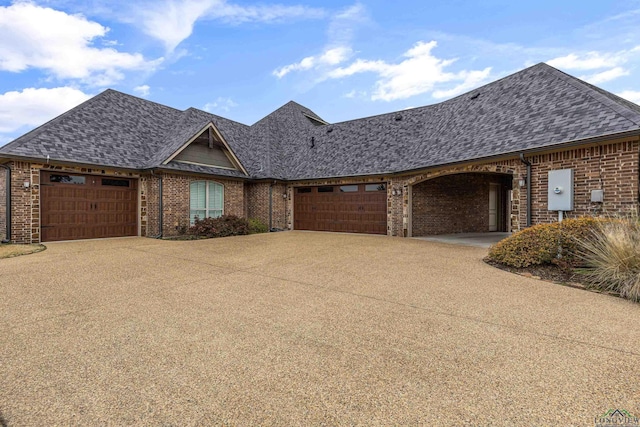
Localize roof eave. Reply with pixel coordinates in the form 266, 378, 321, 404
150, 166, 249, 180
393, 129, 640, 177
0, 154, 144, 173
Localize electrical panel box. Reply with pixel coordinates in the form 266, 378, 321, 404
548, 169, 574, 211
591, 189, 604, 203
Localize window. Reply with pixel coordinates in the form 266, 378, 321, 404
102, 178, 130, 187
317, 186, 334, 193
297, 187, 311, 193
340, 185, 358, 192
365, 183, 386, 192
50, 174, 85, 185
190, 181, 224, 224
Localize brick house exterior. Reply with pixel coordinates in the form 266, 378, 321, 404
1, 63, 639, 244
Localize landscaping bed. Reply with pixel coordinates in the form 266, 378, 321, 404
485, 215, 638, 302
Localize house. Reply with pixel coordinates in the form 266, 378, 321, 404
0, 62, 639, 244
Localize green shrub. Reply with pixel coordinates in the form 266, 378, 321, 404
487, 216, 608, 268
577, 217, 640, 301
189, 215, 249, 238
248, 218, 269, 234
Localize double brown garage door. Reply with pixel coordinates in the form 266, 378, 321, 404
294, 183, 387, 234
41, 172, 138, 242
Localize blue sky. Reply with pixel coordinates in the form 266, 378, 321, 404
1, 0, 640, 146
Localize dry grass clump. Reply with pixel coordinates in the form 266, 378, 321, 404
0, 244, 46, 259
577, 215, 640, 301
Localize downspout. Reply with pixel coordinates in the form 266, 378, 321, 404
268, 181, 273, 232
0, 164, 10, 243
151, 170, 163, 238
519, 153, 532, 227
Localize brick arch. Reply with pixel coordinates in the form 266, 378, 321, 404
403, 164, 518, 236
406, 164, 517, 187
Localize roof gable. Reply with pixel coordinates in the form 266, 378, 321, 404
162, 122, 248, 175
0, 89, 182, 169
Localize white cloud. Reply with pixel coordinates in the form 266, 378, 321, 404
0, 87, 91, 134
0, 2, 161, 86
581, 67, 630, 84
210, 2, 326, 23
137, 0, 325, 52
203, 97, 238, 113
134, 85, 151, 96
343, 89, 367, 99
327, 40, 492, 102
546, 48, 640, 85
547, 52, 625, 70
272, 4, 365, 78
274, 47, 352, 78
432, 68, 492, 99
618, 90, 640, 104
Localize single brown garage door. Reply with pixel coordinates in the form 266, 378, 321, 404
41, 172, 138, 242
294, 183, 387, 234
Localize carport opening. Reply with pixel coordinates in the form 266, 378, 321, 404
411, 172, 513, 237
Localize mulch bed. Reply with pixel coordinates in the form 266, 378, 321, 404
484, 258, 624, 298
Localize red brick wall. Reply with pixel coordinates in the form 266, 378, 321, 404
0, 167, 6, 241
9, 162, 33, 243
527, 141, 639, 222
154, 173, 245, 237
412, 173, 511, 236
140, 175, 160, 237
246, 182, 270, 227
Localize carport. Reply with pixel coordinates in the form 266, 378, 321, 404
408, 172, 513, 237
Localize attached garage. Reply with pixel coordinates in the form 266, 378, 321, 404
294, 183, 387, 234
41, 172, 138, 242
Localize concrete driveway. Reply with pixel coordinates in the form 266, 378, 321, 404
1, 232, 639, 425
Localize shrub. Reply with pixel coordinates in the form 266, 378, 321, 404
487, 216, 608, 268
189, 215, 249, 238
248, 218, 269, 234
576, 216, 640, 301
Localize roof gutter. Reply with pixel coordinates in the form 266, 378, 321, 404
519, 153, 532, 227
0, 163, 10, 243
0, 154, 143, 174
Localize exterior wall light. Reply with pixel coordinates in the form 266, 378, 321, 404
23, 180, 30, 188
519, 178, 527, 187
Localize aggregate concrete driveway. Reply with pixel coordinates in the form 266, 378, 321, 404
1, 232, 639, 426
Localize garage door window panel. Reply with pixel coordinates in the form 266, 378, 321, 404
190, 181, 224, 224
50, 174, 85, 185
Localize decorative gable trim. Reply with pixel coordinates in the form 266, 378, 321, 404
303, 113, 329, 126
162, 122, 248, 176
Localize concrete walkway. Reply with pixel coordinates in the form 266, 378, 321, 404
414, 232, 512, 248
1, 232, 639, 425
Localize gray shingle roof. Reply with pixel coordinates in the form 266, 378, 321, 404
0, 89, 182, 169
278, 63, 640, 179
2, 63, 640, 181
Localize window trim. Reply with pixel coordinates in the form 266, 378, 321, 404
190, 180, 225, 224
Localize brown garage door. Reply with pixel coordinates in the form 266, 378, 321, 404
41, 172, 138, 242
294, 183, 387, 234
